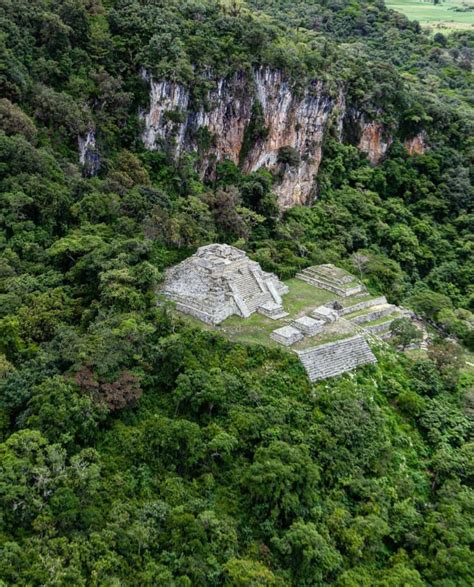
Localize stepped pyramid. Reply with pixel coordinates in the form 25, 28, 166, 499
296, 335, 377, 382
161, 244, 289, 324
296, 264, 366, 297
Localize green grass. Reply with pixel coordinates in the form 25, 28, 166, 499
219, 278, 338, 348
386, 0, 474, 31
174, 277, 341, 349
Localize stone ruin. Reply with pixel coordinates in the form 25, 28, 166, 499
270, 325, 304, 347
162, 250, 422, 383
295, 335, 377, 382
161, 244, 289, 324
296, 264, 366, 297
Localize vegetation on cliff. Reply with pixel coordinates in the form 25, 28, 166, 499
0, 0, 473, 584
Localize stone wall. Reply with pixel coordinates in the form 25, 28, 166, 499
295, 335, 377, 381
338, 296, 387, 316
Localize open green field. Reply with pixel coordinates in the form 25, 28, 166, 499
386, 0, 474, 31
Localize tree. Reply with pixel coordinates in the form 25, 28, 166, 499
224, 559, 277, 585
389, 317, 422, 349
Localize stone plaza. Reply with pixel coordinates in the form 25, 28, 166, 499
161, 246, 419, 382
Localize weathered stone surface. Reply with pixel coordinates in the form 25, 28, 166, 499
349, 304, 397, 325
404, 131, 427, 156
311, 305, 339, 323
338, 296, 387, 316
358, 121, 392, 165
270, 325, 304, 346
78, 129, 100, 176
141, 67, 344, 208
295, 335, 377, 381
161, 244, 287, 324
296, 264, 366, 297
257, 301, 289, 320
292, 315, 325, 336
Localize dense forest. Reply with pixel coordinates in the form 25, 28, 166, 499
0, 0, 473, 584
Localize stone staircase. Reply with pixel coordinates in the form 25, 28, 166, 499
295, 335, 377, 382
227, 268, 279, 314
348, 303, 397, 325
362, 314, 400, 336
296, 267, 366, 297
339, 296, 387, 317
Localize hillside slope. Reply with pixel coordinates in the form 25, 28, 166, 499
0, 0, 473, 584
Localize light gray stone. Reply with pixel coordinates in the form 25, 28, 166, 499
295, 335, 377, 381
161, 244, 288, 324
292, 315, 325, 336
270, 326, 304, 346
296, 264, 366, 297
311, 305, 339, 323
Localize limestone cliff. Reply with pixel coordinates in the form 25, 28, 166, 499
141, 68, 342, 208
404, 131, 427, 156
141, 67, 425, 207
357, 120, 392, 165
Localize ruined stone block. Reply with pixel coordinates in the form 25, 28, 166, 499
270, 326, 304, 346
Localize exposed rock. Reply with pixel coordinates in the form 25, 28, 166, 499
358, 120, 392, 165
404, 131, 427, 156
78, 129, 100, 176
141, 67, 339, 208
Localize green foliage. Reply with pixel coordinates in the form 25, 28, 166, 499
240, 100, 268, 166
0, 0, 473, 584
390, 317, 423, 349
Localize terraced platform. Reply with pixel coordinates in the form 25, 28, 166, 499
295, 335, 377, 382
164, 252, 421, 382
296, 264, 366, 297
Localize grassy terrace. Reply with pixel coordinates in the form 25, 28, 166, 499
219, 278, 337, 349
176, 278, 364, 350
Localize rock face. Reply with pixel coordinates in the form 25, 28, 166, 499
78, 129, 100, 176
404, 131, 427, 156
358, 120, 393, 165
141, 68, 340, 208
141, 68, 425, 207
161, 243, 288, 324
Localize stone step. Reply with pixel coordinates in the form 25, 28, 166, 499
363, 314, 400, 335
299, 268, 344, 287
310, 264, 355, 285
295, 335, 377, 381
291, 315, 325, 336
348, 304, 396, 325
339, 296, 387, 316
296, 273, 347, 295
271, 325, 304, 346
245, 292, 273, 312
296, 272, 365, 297
228, 271, 262, 297
301, 267, 359, 289
257, 301, 289, 320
